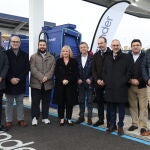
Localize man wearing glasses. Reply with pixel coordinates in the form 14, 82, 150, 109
5, 35, 30, 128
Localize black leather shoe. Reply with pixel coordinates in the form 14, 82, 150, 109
75, 117, 85, 124
0, 125, 9, 131
128, 125, 138, 131
93, 120, 104, 127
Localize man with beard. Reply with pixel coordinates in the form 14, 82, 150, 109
30, 39, 55, 126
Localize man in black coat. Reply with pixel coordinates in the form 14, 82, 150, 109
92, 36, 111, 127
76, 42, 93, 125
103, 39, 132, 135
5, 35, 30, 128
128, 39, 149, 136
0, 46, 9, 131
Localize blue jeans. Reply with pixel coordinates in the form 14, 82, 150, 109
5, 94, 24, 122
109, 103, 125, 128
78, 87, 93, 119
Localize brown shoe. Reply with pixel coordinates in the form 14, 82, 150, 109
106, 126, 115, 134
87, 118, 92, 125
5, 122, 13, 128
18, 120, 28, 127
141, 130, 150, 136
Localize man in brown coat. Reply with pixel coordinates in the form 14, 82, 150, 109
30, 39, 55, 126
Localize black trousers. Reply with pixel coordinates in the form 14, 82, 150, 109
58, 104, 73, 120
95, 87, 105, 122
57, 87, 73, 120
109, 103, 125, 128
31, 88, 51, 119
0, 90, 3, 125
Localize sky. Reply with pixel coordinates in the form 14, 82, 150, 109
0, 0, 150, 49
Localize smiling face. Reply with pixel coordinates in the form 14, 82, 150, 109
131, 41, 142, 54
38, 41, 47, 52
79, 43, 89, 55
61, 48, 70, 58
111, 39, 121, 53
10, 36, 21, 50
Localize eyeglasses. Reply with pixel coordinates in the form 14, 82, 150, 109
11, 41, 20, 43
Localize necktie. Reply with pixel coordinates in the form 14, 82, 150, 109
113, 54, 117, 60
101, 51, 104, 56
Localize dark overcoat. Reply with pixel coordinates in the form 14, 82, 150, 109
102, 50, 132, 103
53, 58, 78, 106
5, 48, 30, 95
0, 46, 9, 90
92, 47, 111, 83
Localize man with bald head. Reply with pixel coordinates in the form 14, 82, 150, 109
5, 35, 30, 128
102, 39, 132, 135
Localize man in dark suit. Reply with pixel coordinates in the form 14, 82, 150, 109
76, 42, 93, 125
5, 35, 30, 128
103, 39, 132, 135
0, 46, 9, 131
92, 36, 111, 127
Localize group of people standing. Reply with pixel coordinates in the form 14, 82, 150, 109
75, 37, 150, 136
0, 35, 150, 137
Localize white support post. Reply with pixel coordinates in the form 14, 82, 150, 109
29, 0, 44, 101
29, 0, 44, 58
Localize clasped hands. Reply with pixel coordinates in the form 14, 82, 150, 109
41, 76, 48, 83
97, 79, 105, 86
62, 79, 69, 85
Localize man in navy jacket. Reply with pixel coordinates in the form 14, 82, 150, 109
76, 42, 93, 125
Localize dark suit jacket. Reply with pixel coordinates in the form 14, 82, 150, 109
129, 51, 146, 89
0, 46, 9, 90
76, 54, 93, 89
